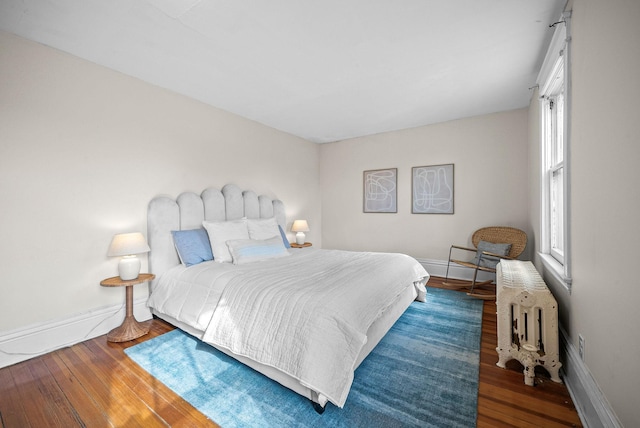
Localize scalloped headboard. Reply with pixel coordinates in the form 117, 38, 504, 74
147, 184, 286, 289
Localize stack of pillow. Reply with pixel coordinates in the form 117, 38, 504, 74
171, 217, 291, 267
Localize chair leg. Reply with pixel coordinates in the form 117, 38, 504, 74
442, 279, 473, 289
467, 267, 496, 299
443, 245, 494, 292
470, 266, 480, 291
442, 249, 469, 288
466, 291, 496, 300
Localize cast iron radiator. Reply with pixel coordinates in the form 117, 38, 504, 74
496, 260, 562, 386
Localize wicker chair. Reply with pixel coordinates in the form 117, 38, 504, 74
443, 226, 527, 300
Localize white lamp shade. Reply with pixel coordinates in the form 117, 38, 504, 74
107, 232, 150, 257
291, 220, 310, 233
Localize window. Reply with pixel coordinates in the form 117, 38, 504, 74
538, 12, 572, 289
546, 85, 564, 263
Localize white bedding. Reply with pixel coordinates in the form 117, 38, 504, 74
147, 248, 428, 408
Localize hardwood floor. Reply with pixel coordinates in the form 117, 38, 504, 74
0, 277, 583, 427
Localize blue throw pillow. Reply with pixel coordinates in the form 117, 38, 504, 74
473, 240, 511, 269
171, 229, 214, 267
226, 236, 290, 265
278, 225, 291, 248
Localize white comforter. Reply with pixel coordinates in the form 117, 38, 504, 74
147, 248, 429, 407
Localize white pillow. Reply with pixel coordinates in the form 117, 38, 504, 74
202, 219, 249, 263
247, 217, 280, 240
226, 236, 290, 265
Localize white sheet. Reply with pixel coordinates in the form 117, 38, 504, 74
147, 248, 429, 407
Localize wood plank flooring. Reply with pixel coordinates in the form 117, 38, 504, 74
0, 277, 583, 427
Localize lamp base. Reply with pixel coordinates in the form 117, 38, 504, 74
118, 255, 141, 280
295, 232, 306, 245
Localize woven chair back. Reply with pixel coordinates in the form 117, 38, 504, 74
471, 227, 527, 258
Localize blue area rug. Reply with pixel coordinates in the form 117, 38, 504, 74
125, 287, 483, 427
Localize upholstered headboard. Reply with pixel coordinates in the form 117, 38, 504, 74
147, 184, 286, 289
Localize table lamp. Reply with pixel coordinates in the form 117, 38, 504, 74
291, 220, 309, 245
107, 232, 150, 280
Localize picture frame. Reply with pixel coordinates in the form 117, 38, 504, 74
412, 164, 454, 214
363, 168, 397, 213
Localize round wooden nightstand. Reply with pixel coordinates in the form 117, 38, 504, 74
290, 242, 312, 248
100, 273, 155, 342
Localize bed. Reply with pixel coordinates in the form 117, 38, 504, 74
146, 184, 429, 412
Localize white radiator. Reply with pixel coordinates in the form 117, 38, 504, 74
496, 260, 562, 386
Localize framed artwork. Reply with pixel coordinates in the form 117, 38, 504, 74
412, 164, 454, 214
363, 168, 397, 213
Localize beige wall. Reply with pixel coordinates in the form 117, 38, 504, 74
529, 1, 640, 425
0, 32, 321, 331
319, 109, 530, 261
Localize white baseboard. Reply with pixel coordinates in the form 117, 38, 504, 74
559, 327, 622, 428
0, 299, 152, 369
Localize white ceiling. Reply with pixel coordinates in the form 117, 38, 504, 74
0, 0, 565, 143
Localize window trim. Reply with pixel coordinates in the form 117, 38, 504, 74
538, 11, 572, 292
